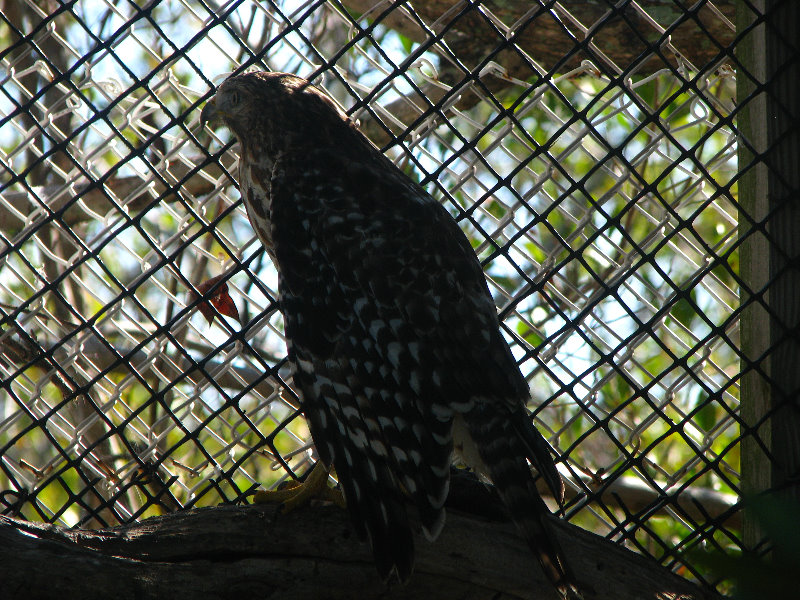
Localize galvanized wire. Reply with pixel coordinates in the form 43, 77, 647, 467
1, 0, 743, 589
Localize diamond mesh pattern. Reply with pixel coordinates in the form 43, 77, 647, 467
1, 0, 748, 589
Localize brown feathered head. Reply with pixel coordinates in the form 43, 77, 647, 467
200, 71, 364, 159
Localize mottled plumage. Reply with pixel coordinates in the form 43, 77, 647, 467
201, 71, 580, 598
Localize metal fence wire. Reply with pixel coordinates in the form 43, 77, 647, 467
0, 0, 784, 593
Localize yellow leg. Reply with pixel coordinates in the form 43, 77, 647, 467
255, 462, 346, 512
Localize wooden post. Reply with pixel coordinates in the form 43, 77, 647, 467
738, 0, 800, 550
763, 0, 800, 504
737, 0, 771, 550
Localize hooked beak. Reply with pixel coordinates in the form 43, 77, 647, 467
200, 97, 221, 128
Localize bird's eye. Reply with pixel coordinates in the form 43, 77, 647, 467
230, 90, 240, 106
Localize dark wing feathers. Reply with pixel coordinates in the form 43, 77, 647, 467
269, 155, 508, 557
515, 412, 565, 504
268, 146, 570, 587
209, 72, 577, 597
466, 403, 578, 599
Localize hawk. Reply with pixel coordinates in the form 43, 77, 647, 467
200, 71, 581, 599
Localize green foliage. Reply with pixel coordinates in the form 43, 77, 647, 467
0, 5, 742, 589
692, 496, 800, 599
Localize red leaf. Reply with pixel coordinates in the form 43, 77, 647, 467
189, 274, 241, 325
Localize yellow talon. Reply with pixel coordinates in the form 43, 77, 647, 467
255, 462, 346, 512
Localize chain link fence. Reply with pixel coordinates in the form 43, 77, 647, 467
1, 0, 790, 594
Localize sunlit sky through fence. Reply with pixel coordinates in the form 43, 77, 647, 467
1, 0, 742, 587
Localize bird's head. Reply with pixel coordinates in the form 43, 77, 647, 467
200, 71, 356, 158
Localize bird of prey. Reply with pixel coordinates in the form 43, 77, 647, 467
200, 71, 581, 599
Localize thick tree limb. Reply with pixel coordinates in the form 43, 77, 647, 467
0, 474, 721, 600
0, 153, 237, 237
2, 2, 735, 229
344, 0, 735, 144
344, 0, 735, 74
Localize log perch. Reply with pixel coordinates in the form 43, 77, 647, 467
0, 475, 721, 600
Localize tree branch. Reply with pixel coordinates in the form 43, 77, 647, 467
344, 0, 735, 144
0, 154, 237, 238
1, 2, 735, 229
344, 0, 735, 75
0, 473, 721, 600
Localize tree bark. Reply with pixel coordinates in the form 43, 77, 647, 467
1, 2, 737, 229
345, 0, 735, 76
0, 153, 237, 238
343, 0, 735, 145
0, 475, 721, 600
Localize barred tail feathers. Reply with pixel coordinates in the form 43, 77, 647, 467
334, 444, 415, 582
513, 413, 565, 504
302, 388, 415, 582
465, 406, 583, 600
